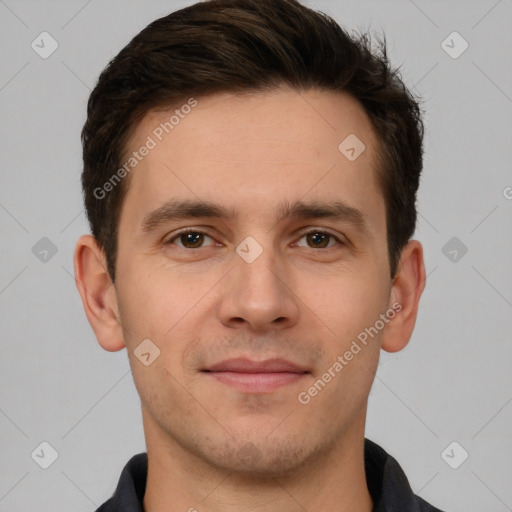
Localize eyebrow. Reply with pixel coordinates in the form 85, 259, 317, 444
139, 198, 369, 234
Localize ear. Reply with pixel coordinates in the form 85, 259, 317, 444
381, 240, 426, 353
73, 234, 126, 352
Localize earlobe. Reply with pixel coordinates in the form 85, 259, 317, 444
381, 240, 426, 353
73, 234, 126, 352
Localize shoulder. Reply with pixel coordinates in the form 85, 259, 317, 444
416, 494, 447, 512
364, 438, 448, 512
93, 498, 114, 512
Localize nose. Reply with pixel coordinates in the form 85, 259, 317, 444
217, 244, 300, 333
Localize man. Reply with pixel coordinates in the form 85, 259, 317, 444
73, 0, 445, 510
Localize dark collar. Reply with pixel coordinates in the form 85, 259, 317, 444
95, 438, 445, 511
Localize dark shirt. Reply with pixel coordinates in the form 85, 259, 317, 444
95, 438, 445, 511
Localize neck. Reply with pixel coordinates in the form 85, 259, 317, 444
142, 410, 373, 512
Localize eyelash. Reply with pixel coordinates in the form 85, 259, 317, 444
164, 228, 344, 250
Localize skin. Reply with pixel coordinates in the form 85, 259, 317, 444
74, 86, 425, 512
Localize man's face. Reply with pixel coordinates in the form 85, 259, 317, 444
114, 87, 394, 475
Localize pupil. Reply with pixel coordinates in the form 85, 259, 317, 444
184, 233, 203, 247
309, 232, 328, 248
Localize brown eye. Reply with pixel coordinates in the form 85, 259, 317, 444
295, 230, 342, 249
306, 232, 329, 248
165, 230, 215, 249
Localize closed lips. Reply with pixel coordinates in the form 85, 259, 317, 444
203, 358, 309, 374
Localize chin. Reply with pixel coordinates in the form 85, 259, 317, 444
196, 432, 328, 479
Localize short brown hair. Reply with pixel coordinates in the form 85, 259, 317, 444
81, 0, 424, 282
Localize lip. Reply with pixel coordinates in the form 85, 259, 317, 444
205, 357, 308, 373
202, 358, 309, 393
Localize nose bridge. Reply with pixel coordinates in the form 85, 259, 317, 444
235, 235, 284, 302
217, 233, 299, 330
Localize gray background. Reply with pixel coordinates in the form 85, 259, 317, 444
1, 0, 511, 510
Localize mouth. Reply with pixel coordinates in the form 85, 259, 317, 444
202, 358, 310, 393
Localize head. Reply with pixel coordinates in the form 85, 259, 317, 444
75, 0, 425, 477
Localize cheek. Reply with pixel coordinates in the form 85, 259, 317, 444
116, 264, 213, 383
116, 261, 192, 340
300, 268, 390, 344
313, 272, 389, 399
306, 281, 384, 407
120, 272, 200, 415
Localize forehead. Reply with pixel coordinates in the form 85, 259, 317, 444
119, 86, 384, 231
